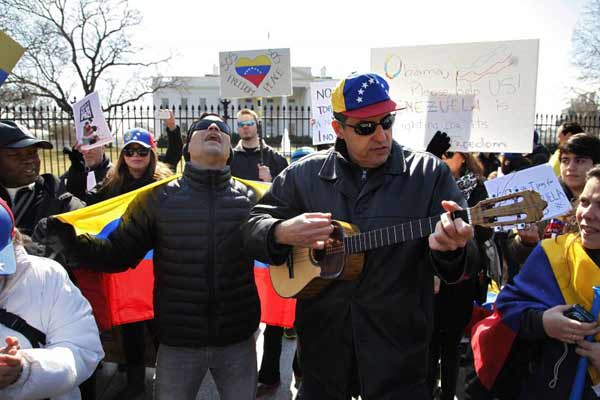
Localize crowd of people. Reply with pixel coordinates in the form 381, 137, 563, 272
0, 71, 600, 400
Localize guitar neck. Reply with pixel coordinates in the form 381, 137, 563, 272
343, 209, 470, 254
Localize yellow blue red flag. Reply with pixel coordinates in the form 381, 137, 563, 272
56, 174, 296, 330
0, 31, 25, 87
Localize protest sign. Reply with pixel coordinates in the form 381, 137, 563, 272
371, 39, 539, 153
0, 30, 25, 87
484, 164, 571, 221
219, 48, 292, 98
310, 80, 338, 145
72, 92, 112, 150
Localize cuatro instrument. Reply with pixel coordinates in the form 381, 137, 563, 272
270, 190, 547, 299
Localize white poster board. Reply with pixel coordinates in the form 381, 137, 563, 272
484, 164, 571, 221
371, 39, 539, 153
72, 92, 112, 150
219, 48, 292, 98
310, 80, 338, 145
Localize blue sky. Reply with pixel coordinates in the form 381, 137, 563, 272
131, 0, 589, 114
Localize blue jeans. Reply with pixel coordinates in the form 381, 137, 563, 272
153, 335, 257, 400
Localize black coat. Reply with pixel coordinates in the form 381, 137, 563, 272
64, 163, 260, 347
243, 140, 481, 399
230, 142, 288, 181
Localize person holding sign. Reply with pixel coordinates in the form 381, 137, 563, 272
243, 72, 478, 399
469, 165, 600, 399
231, 109, 288, 182
46, 114, 261, 400
506, 133, 600, 267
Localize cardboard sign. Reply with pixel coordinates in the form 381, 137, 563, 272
0, 30, 25, 87
219, 48, 292, 98
72, 92, 112, 150
310, 80, 338, 145
484, 164, 571, 221
371, 39, 539, 153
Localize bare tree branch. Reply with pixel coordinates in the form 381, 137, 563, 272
0, 0, 176, 111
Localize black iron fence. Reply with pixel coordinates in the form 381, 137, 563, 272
2, 104, 600, 175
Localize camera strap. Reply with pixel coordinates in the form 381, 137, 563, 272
0, 308, 46, 348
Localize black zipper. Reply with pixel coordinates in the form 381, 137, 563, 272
208, 173, 216, 339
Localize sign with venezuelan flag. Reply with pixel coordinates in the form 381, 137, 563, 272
219, 48, 292, 98
0, 30, 25, 87
56, 175, 296, 331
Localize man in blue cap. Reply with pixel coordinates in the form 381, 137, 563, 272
243, 72, 479, 399
0, 198, 103, 399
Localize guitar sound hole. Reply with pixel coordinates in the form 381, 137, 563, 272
310, 249, 325, 265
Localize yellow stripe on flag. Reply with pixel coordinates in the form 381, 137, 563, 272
0, 30, 25, 73
55, 174, 271, 236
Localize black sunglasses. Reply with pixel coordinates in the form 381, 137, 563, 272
340, 113, 395, 136
189, 118, 231, 135
123, 147, 150, 157
445, 151, 455, 158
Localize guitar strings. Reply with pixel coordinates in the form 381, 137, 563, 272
321, 203, 542, 256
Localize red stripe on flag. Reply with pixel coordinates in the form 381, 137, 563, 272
254, 267, 296, 328
471, 309, 517, 390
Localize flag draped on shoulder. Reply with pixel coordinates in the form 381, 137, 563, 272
55, 174, 296, 331
471, 233, 600, 390
56, 175, 178, 331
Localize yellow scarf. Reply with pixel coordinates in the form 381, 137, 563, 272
542, 233, 600, 384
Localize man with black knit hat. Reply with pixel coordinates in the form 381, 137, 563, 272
46, 114, 260, 400
243, 72, 479, 399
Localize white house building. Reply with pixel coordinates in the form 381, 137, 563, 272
152, 66, 332, 138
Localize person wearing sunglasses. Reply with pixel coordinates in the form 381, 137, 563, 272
83, 127, 174, 399
243, 72, 478, 399
230, 109, 288, 183
46, 114, 260, 400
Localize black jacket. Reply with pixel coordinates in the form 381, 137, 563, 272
230, 141, 288, 181
0, 174, 84, 262
59, 154, 112, 201
157, 125, 184, 171
65, 163, 260, 347
243, 140, 480, 399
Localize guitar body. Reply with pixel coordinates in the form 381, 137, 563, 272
270, 220, 364, 299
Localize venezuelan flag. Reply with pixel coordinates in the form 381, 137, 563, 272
235, 55, 271, 87
0, 31, 25, 87
56, 175, 295, 331
471, 233, 600, 390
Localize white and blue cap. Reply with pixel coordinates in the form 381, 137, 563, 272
0, 199, 16, 275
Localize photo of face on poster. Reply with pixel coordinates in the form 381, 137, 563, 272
72, 92, 112, 150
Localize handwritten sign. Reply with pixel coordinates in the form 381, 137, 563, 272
72, 92, 112, 150
371, 39, 539, 153
219, 48, 292, 98
0, 30, 25, 87
310, 80, 338, 145
484, 164, 571, 221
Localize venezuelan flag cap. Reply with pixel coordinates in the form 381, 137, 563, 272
0, 199, 16, 275
332, 72, 400, 118
123, 128, 155, 149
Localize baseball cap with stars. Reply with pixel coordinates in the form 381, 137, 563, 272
331, 72, 403, 119
123, 128, 156, 149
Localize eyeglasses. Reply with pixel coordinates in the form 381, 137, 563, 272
237, 120, 256, 128
340, 113, 395, 136
444, 151, 455, 158
189, 118, 231, 135
123, 147, 150, 157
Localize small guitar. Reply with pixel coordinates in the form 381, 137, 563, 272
270, 190, 547, 299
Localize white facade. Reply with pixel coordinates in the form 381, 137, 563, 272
152, 67, 332, 137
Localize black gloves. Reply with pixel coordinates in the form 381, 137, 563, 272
43, 216, 78, 255
426, 131, 451, 159
63, 146, 85, 171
